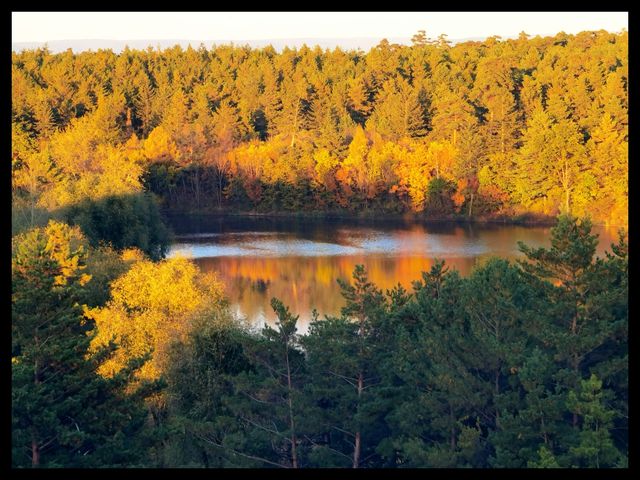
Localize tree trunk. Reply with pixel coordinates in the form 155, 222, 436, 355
353, 371, 363, 468
194, 168, 201, 210
495, 368, 501, 429
468, 192, 474, 219
560, 155, 571, 214
284, 345, 298, 468
31, 435, 40, 467
32, 332, 41, 467
495, 325, 501, 428
217, 171, 224, 209
449, 404, 456, 450
500, 115, 505, 155
353, 291, 366, 468
181, 175, 188, 206
571, 306, 579, 428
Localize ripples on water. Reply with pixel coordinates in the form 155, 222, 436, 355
171, 230, 495, 258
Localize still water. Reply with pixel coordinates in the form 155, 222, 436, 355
166, 215, 619, 331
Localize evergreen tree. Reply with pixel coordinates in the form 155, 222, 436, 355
516, 215, 627, 459
12, 221, 159, 467
567, 375, 623, 467
366, 77, 427, 141
226, 298, 307, 467
303, 266, 388, 468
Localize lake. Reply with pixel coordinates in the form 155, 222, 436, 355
166, 215, 620, 332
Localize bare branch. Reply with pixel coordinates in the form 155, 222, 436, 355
303, 435, 351, 460
331, 425, 356, 439
327, 370, 358, 388
194, 433, 289, 469
239, 390, 279, 405
240, 415, 290, 442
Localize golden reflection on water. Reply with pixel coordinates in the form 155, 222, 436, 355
188, 223, 618, 332
196, 254, 473, 331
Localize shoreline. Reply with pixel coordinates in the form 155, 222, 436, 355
160, 208, 595, 228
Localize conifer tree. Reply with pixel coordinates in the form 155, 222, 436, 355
12, 221, 159, 467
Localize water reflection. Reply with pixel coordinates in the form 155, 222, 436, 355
166, 216, 618, 332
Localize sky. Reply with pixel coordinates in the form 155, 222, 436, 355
12, 11, 628, 44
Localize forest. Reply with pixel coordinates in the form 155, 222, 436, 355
11, 29, 628, 469
12, 215, 628, 467
12, 29, 627, 227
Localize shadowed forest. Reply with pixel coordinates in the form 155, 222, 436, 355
12, 28, 627, 469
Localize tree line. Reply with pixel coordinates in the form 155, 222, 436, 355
12, 215, 628, 467
12, 29, 627, 226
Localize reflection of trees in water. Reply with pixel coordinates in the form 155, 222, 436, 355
189, 223, 618, 331
196, 255, 478, 331
252, 278, 270, 292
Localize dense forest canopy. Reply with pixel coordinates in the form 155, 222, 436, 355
12, 29, 628, 469
12, 29, 627, 225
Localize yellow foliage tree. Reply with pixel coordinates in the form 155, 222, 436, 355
396, 141, 432, 211
28, 98, 147, 210
586, 114, 628, 225
86, 256, 226, 381
313, 148, 340, 189
143, 125, 181, 163
228, 138, 291, 184
39, 143, 144, 209
367, 141, 400, 194
340, 126, 374, 197
426, 140, 458, 180
12, 146, 57, 221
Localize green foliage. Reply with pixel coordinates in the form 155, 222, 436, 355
80, 245, 133, 307
11, 221, 160, 467
96, 216, 627, 468
567, 375, 622, 468
64, 193, 171, 260
163, 312, 253, 467
11, 201, 59, 236
11, 27, 628, 466
424, 177, 457, 216
528, 446, 561, 468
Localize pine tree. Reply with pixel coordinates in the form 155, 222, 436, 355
212, 298, 308, 467
518, 215, 627, 436
366, 77, 427, 141
347, 77, 373, 126
133, 74, 158, 137
12, 221, 159, 467
163, 311, 254, 467
302, 266, 388, 468
567, 374, 623, 467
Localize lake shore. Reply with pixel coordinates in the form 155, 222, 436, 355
160, 208, 564, 227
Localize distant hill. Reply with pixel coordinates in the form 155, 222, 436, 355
12, 36, 488, 53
